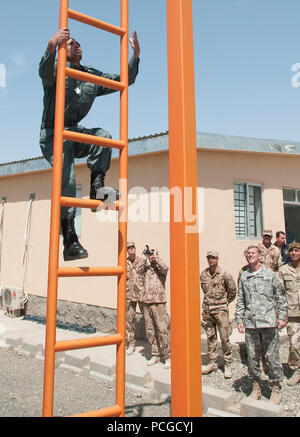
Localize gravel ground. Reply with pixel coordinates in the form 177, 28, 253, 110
0, 347, 171, 418
0, 340, 299, 417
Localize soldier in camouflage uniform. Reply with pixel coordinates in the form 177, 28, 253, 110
279, 242, 300, 386
138, 246, 171, 369
235, 245, 287, 404
257, 230, 282, 272
200, 250, 237, 378
257, 230, 283, 374
126, 242, 144, 355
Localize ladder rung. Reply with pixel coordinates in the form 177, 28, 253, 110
63, 130, 125, 149
71, 404, 122, 418
65, 67, 125, 92
57, 266, 124, 277
68, 9, 126, 37
60, 196, 121, 211
55, 334, 123, 352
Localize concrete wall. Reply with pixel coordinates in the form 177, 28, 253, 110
0, 148, 299, 319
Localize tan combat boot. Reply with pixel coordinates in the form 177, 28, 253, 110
249, 380, 261, 400
287, 369, 300, 386
224, 364, 232, 379
202, 362, 218, 375
164, 358, 171, 369
269, 381, 282, 404
147, 356, 160, 366
126, 343, 135, 355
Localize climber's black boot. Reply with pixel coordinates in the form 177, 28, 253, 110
90, 171, 121, 212
61, 218, 88, 261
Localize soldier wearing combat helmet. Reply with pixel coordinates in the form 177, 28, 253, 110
279, 242, 300, 386
200, 250, 237, 378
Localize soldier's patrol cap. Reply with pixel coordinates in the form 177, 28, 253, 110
288, 242, 300, 251
206, 250, 219, 258
262, 230, 273, 237
127, 241, 136, 248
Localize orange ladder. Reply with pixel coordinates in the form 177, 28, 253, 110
42, 0, 129, 417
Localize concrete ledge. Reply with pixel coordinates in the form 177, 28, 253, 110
120, 369, 147, 388
64, 353, 90, 370
207, 407, 241, 417
124, 381, 158, 402
154, 379, 171, 398
21, 341, 43, 358
240, 397, 284, 417
202, 386, 235, 415
5, 337, 23, 348
90, 360, 114, 377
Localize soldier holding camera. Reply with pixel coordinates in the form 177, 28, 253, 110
138, 245, 171, 369
126, 241, 144, 355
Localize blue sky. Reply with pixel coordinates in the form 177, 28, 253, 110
1, 0, 300, 163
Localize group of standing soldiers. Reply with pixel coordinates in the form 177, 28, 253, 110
200, 229, 300, 405
126, 242, 171, 369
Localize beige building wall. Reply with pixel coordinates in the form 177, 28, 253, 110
0, 148, 299, 318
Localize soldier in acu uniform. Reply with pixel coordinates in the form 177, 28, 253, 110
200, 250, 237, 379
279, 242, 300, 386
126, 242, 144, 355
235, 245, 287, 404
257, 231, 283, 375
138, 246, 171, 369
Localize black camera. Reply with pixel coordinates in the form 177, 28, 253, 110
144, 245, 155, 255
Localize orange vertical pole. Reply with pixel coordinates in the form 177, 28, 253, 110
166, 0, 202, 416
116, 0, 129, 416
42, 0, 68, 417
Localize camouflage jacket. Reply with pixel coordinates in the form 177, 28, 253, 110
235, 265, 287, 328
138, 256, 169, 304
279, 263, 300, 317
257, 242, 282, 272
237, 264, 249, 285
200, 266, 237, 314
126, 255, 144, 302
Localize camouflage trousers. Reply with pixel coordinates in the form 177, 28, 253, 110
143, 303, 171, 360
126, 300, 143, 346
287, 318, 300, 370
245, 328, 283, 382
202, 310, 232, 365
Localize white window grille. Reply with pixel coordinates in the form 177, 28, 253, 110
234, 182, 263, 239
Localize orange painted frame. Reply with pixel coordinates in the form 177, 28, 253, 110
167, 0, 202, 417
42, 0, 129, 417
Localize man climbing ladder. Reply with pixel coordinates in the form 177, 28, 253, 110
39, 27, 140, 261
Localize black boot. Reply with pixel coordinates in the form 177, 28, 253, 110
61, 218, 88, 261
90, 171, 121, 212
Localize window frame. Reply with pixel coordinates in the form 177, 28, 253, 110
283, 187, 300, 205
233, 181, 264, 240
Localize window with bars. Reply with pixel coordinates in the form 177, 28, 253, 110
283, 188, 300, 204
234, 182, 263, 239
